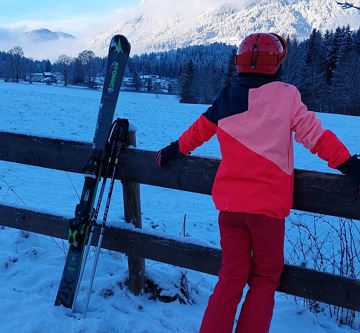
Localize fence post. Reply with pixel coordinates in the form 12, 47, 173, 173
122, 130, 145, 295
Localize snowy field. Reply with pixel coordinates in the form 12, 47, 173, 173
0, 80, 359, 333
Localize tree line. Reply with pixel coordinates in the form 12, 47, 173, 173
130, 26, 360, 115
0, 48, 107, 87
0, 26, 359, 115
283, 26, 360, 115
175, 26, 360, 115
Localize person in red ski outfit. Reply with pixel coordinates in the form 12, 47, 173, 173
156, 33, 360, 333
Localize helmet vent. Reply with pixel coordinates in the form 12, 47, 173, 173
250, 44, 259, 69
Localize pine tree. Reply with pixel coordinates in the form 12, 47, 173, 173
132, 71, 141, 91
179, 60, 196, 103
323, 30, 334, 86
343, 25, 353, 53
325, 28, 344, 86
71, 58, 84, 85
209, 66, 225, 103
354, 28, 360, 54
23, 58, 34, 83
223, 48, 237, 87
44, 59, 52, 72
330, 51, 360, 115
299, 29, 325, 110
282, 37, 305, 87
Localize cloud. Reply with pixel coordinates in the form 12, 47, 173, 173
136, 0, 254, 15
0, 28, 13, 40
0, 27, 26, 52
0, 26, 86, 60
20, 38, 85, 61
134, 0, 223, 18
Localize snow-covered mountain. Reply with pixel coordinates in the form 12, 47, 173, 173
1, 0, 360, 59
87, 0, 360, 55
0, 27, 80, 60
23, 28, 76, 42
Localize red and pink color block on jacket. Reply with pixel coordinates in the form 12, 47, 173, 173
178, 82, 350, 219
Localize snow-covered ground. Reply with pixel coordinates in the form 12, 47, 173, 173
0, 80, 359, 332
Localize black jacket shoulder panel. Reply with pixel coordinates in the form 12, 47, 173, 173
203, 82, 249, 125
203, 95, 221, 125
203, 73, 282, 125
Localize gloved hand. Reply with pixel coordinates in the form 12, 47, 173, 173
156, 141, 181, 167
336, 155, 360, 183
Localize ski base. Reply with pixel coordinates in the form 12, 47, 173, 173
55, 246, 85, 307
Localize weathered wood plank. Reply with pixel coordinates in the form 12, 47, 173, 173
0, 131, 90, 173
0, 131, 359, 220
123, 130, 145, 295
0, 204, 360, 311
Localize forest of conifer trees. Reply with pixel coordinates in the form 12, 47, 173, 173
283, 26, 360, 116
0, 26, 359, 115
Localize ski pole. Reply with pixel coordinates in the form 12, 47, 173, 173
83, 119, 128, 317
71, 121, 120, 313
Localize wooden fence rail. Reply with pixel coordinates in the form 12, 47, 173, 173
0, 130, 360, 311
1, 204, 360, 311
0, 131, 359, 220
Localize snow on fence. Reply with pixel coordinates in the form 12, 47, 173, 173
0, 131, 360, 311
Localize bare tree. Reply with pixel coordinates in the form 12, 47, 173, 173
335, 1, 360, 9
8, 46, 24, 82
23, 57, 34, 83
77, 50, 96, 88
56, 54, 73, 86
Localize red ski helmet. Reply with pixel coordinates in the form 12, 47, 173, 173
235, 33, 288, 75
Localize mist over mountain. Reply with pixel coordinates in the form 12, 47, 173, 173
86, 0, 360, 55
0, 28, 75, 44
0, 27, 80, 60
24, 29, 76, 42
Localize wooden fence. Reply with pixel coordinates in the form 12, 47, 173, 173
0, 130, 360, 311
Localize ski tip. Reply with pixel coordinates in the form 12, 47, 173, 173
110, 35, 131, 55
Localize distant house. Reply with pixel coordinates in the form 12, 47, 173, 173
122, 77, 134, 88
42, 72, 56, 83
29, 73, 44, 82
140, 74, 160, 80
28, 72, 57, 83
121, 75, 176, 94
95, 76, 105, 85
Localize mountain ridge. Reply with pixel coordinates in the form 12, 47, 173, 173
86, 0, 360, 55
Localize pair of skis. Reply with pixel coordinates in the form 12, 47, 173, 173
54, 35, 131, 315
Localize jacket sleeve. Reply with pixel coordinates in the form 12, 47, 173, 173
178, 113, 217, 155
291, 88, 350, 168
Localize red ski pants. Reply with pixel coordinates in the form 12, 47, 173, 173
199, 211, 285, 333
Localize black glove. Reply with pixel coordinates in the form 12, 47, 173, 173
156, 141, 181, 167
336, 155, 360, 183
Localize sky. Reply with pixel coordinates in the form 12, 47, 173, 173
0, 0, 141, 34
